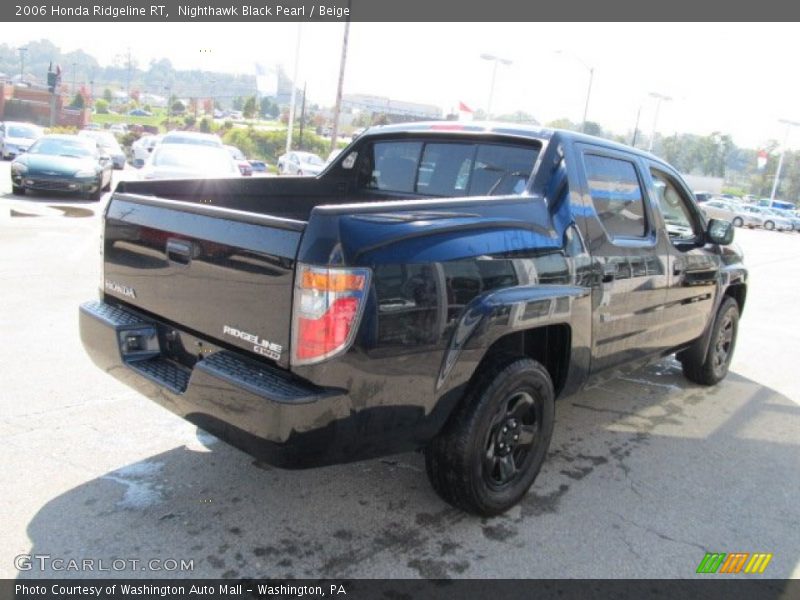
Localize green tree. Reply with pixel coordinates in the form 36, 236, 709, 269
243, 96, 257, 119
103, 88, 113, 103
171, 99, 186, 114
70, 92, 85, 109
94, 98, 109, 114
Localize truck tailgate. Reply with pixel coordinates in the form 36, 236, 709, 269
102, 193, 304, 368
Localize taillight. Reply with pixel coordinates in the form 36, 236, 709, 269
291, 263, 371, 366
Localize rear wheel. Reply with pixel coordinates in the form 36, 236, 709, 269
425, 358, 555, 516
764, 220, 775, 230
732, 217, 743, 227
680, 296, 739, 386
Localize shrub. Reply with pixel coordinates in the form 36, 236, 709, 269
94, 98, 109, 114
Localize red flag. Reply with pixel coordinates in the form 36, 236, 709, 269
458, 101, 473, 113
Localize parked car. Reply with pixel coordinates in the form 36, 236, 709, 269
767, 207, 800, 232
248, 159, 269, 175
131, 134, 162, 166
693, 190, 713, 203
139, 143, 240, 180
160, 131, 223, 148
700, 199, 763, 228
11, 134, 112, 200
78, 130, 126, 169
128, 108, 152, 117
81, 123, 745, 516
277, 151, 325, 176
0, 121, 43, 159
225, 145, 253, 176
109, 124, 128, 136
741, 205, 792, 231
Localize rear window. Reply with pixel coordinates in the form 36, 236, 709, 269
362, 139, 539, 197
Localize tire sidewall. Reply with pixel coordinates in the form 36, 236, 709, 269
732, 217, 743, 227
708, 299, 739, 381
466, 361, 555, 513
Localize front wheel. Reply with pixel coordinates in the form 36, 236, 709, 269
732, 217, 743, 227
680, 296, 739, 386
425, 358, 555, 516
11, 184, 25, 195
765, 220, 775, 230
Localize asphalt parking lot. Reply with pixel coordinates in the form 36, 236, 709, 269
1, 158, 799, 579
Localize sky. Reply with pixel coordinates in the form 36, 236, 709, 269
4, 22, 800, 150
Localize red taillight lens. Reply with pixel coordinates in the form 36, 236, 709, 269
291, 264, 371, 366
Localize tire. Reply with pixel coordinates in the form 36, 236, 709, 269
103, 176, 112, 192
680, 296, 739, 386
425, 357, 555, 516
732, 217, 743, 227
764, 220, 775, 230
11, 184, 25, 195
298, 170, 304, 176
88, 181, 103, 201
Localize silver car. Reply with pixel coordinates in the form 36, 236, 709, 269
741, 205, 792, 231
700, 199, 763, 228
277, 151, 325, 176
140, 144, 240, 181
1, 121, 43, 159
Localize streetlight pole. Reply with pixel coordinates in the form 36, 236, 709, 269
330, 3, 351, 154
286, 23, 303, 154
555, 50, 593, 132
647, 92, 672, 152
480, 53, 512, 119
18, 47, 27, 83
770, 119, 800, 202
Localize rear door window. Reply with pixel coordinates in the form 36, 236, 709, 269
363, 139, 538, 197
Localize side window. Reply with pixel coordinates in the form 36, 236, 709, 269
650, 169, 700, 242
368, 141, 423, 193
584, 154, 647, 239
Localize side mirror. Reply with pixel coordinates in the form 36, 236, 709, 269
133, 158, 145, 169
706, 218, 734, 245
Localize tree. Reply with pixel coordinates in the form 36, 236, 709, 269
103, 88, 113, 103
171, 99, 186, 114
243, 96, 257, 119
70, 92, 85, 109
94, 98, 109, 114
260, 97, 279, 118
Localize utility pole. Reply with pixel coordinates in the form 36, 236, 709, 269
631, 104, 642, 147
71, 62, 77, 96
125, 47, 132, 100
286, 23, 302, 154
298, 82, 307, 150
330, 5, 351, 154
18, 47, 27, 83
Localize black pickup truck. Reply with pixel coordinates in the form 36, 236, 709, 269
80, 123, 746, 516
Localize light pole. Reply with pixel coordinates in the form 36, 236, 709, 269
480, 53, 512, 119
18, 47, 27, 83
164, 85, 172, 130
286, 23, 303, 154
647, 92, 671, 152
769, 119, 800, 202
555, 50, 594, 132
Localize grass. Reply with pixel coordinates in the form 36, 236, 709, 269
91, 110, 166, 130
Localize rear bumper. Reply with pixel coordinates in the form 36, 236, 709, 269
79, 299, 354, 468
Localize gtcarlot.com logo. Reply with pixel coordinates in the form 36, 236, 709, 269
696, 552, 772, 574
15, 554, 194, 572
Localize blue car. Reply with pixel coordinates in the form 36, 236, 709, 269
10, 134, 113, 201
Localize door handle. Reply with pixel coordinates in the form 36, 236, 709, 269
166, 238, 193, 265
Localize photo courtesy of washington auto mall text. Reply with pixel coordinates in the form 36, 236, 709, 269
1, 0, 800, 598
